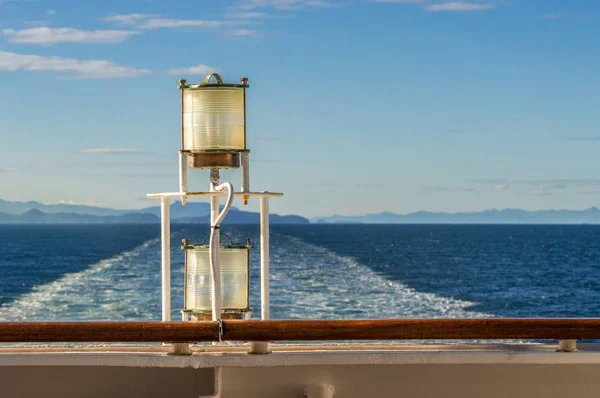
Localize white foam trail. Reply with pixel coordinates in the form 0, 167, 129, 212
0, 238, 163, 321
263, 234, 491, 320
0, 228, 490, 324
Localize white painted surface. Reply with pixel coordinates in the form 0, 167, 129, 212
260, 197, 270, 320
241, 152, 250, 193
160, 196, 171, 322
3, 344, 600, 367
178, 152, 188, 193
2, 346, 600, 398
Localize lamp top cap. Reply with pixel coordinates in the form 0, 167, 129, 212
178, 73, 249, 90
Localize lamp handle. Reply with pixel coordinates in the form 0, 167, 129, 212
199, 232, 234, 246
203, 73, 224, 85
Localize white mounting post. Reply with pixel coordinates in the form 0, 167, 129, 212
160, 196, 171, 322
178, 152, 188, 193
241, 152, 250, 202
260, 197, 270, 320
249, 196, 271, 355
558, 340, 578, 352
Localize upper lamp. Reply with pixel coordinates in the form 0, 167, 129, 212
178, 73, 249, 169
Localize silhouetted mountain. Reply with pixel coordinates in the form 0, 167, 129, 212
174, 208, 309, 225
0, 199, 210, 218
0, 200, 309, 224
313, 207, 600, 224
0, 210, 158, 224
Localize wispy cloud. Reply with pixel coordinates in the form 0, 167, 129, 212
566, 136, 600, 142
422, 185, 477, 192
0, 51, 149, 79
370, 0, 497, 12
80, 148, 148, 154
474, 178, 600, 195
368, 0, 425, 3
228, 11, 271, 18
578, 189, 600, 196
540, 11, 589, 20
103, 14, 234, 29
2, 27, 139, 44
46, 9, 57, 15
228, 28, 258, 36
0, 168, 17, 172
236, 0, 342, 10
167, 64, 219, 76
425, 2, 496, 12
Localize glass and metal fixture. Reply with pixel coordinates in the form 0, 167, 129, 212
178, 73, 249, 170
182, 236, 252, 321
148, 72, 282, 353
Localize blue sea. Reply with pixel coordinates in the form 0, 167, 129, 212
0, 224, 599, 322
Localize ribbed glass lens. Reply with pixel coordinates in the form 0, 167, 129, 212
182, 88, 245, 151
185, 247, 249, 311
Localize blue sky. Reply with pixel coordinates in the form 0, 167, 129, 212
1, 0, 599, 218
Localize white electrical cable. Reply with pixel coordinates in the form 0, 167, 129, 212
210, 182, 235, 324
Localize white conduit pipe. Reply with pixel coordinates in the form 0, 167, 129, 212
210, 182, 235, 323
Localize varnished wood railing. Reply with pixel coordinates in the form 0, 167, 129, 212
1, 319, 599, 343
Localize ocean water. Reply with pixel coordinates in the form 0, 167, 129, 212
0, 224, 599, 322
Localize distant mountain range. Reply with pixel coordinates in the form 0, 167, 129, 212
4, 199, 600, 225
313, 207, 600, 224
0, 199, 308, 224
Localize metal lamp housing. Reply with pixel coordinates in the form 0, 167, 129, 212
183, 240, 251, 315
179, 73, 248, 169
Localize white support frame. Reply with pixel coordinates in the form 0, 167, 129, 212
149, 191, 282, 328
260, 197, 270, 320
160, 197, 171, 322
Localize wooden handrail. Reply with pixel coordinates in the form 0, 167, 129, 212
0, 319, 599, 343
224, 319, 600, 341
0, 322, 219, 343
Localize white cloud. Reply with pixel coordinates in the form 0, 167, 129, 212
102, 14, 157, 25
2, 27, 139, 44
228, 29, 257, 36
80, 148, 147, 154
0, 51, 149, 79
237, 0, 342, 10
167, 64, 220, 76
368, 0, 424, 3
425, 2, 496, 12
0, 168, 17, 172
46, 9, 57, 15
423, 185, 477, 192
228, 11, 271, 18
368, 0, 497, 13
103, 14, 232, 29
